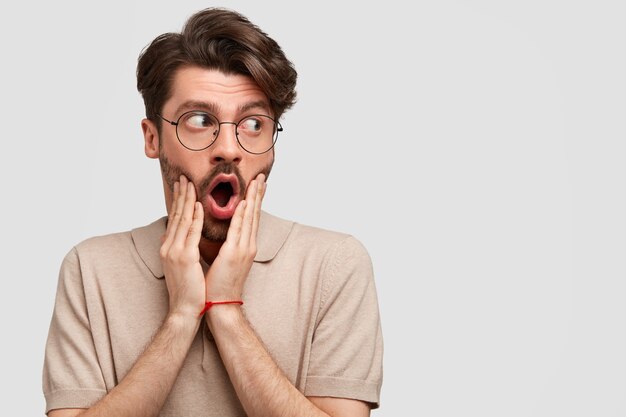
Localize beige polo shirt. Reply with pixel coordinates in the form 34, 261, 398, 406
43, 212, 383, 416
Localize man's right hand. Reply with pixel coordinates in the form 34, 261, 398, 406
159, 175, 206, 321
49, 178, 206, 417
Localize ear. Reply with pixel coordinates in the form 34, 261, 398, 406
141, 118, 159, 159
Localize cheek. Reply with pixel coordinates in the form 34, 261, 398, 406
165, 145, 211, 174
160, 152, 206, 192
256, 153, 274, 171
243, 157, 271, 181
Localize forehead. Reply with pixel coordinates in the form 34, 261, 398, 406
166, 66, 270, 116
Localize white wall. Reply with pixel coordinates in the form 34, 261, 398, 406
2, 1, 625, 415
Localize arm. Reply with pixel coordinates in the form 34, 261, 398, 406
49, 176, 206, 417
206, 307, 370, 417
203, 174, 371, 417
50, 314, 198, 417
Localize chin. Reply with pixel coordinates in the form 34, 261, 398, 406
201, 219, 230, 242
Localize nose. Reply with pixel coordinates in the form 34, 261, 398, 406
210, 122, 242, 164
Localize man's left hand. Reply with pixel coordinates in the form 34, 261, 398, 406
204, 173, 266, 302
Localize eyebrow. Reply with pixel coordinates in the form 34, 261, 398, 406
174, 100, 220, 117
173, 100, 272, 119
238, 100, 271, 115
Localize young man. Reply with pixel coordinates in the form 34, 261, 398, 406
43, 8, 383, 417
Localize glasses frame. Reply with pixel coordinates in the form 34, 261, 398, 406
156, 110, 283, 155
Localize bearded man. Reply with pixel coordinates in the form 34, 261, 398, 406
43, 8, 383, 417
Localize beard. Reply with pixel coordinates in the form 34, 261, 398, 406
159, 152, 273, 242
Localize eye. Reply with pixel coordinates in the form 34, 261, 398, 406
239, 117, 264, 134
183, 112, 216, 130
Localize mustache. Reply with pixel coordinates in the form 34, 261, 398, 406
198, 163, 246, 199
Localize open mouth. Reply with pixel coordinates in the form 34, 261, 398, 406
205, 174, 241, 219
211, 181, 234, 207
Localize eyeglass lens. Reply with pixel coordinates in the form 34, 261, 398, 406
177, 111, 278, 153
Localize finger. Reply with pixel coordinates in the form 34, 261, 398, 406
164, 181, 180, 238
172, 180, 197, 246
163, 175, 188, 249
185, 201, 204, 248
239, 179, 258, 246
225, 200, 246, 245
250, 175, 266, 241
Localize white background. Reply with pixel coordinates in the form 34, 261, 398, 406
1, 1, 625, 416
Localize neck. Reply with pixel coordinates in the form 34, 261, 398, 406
198, 238, 223, 265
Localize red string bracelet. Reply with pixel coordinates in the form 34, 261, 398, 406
198, 300, 243, 317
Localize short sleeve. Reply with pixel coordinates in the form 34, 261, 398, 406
304, 236, 383, 408
43, 248, 107, 414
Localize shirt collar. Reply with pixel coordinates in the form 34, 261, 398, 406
131, 211, 294, 279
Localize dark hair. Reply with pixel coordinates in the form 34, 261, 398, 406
136, 8, 297, 127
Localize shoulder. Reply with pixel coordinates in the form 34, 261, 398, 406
64, 217, 165, 273
292, 222, 370, 261
260, 212, 366, 252
68, 230, 136, 273
262, 211, 372, 265
74, 229, 133, 255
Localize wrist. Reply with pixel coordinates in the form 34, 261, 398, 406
165, 310, 202, 333
199, 300, 243, 316
204, 303, 245, 332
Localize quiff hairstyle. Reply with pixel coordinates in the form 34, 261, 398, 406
136, 8, 297, 128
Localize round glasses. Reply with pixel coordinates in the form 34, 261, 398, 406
157, 111, 282, 155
